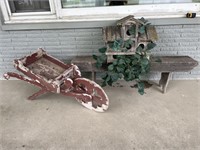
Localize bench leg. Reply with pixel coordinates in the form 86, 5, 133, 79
159, 72, 171, 93
91, 71, 95, 81
28, 89, 48, 100
92, 72, 97, 82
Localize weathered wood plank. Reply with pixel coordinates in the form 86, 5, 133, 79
72, 56, 198, 73
71, 56, 105, 72
103, 26, 122, 42
116, 15, 144, 26
146, 25, 158, 43
71, 55, 198, 93
150, 56, 198, 72
159, 72, 171, 93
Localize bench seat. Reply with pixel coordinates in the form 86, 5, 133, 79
71, 56, 198, 93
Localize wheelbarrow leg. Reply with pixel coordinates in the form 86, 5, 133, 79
28, 88, 48, 100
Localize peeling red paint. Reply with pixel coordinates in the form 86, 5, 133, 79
4, 49, 109, 112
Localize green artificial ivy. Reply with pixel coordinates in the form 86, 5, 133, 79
93, 18, 156, 95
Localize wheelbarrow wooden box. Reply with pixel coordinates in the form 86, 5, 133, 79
4, 49, 109, 112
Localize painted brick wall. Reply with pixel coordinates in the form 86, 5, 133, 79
0, 25, 200, 80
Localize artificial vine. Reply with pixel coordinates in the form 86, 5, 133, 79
93, 18, 156, 95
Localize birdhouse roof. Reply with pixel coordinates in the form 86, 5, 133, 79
116, 15, 145, 26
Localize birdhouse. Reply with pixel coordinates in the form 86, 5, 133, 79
103, 15, 158, 62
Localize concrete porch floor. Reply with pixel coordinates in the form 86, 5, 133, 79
0, 80, 200, 150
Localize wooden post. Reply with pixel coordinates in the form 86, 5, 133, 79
159, 72, 171, 93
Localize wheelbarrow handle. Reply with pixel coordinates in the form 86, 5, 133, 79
3, 72, 44, 88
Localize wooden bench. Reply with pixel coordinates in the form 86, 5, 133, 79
71, 56, 198, 93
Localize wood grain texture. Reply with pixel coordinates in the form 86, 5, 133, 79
150, 56, 198, 72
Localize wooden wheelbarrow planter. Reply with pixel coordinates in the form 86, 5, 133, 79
3, 49, 109, 112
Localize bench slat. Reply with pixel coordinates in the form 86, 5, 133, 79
72, 56, 198, 73
150, 56, 198, 72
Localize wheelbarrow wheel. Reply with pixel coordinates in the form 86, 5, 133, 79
74, 78, 109, 112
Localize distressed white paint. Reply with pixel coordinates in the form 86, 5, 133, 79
75, 78, 109, 103
1, 1, 200, 24
23, 76, 31, 81
90, 80, 109, 105
80, 101, 108, 112
65, 78, 73, 84
73, 65, 81, 77
52, 80, 62, 93
63, 78, 74, 92
74, 77, 109, 112
101, 104, 109, 110
35, 79, 40, 83
36, 48, 46, 58
62, 67, 73, 77
17, 60, 29, 72
81, 101, 94, 110
95, 106, 106, 112
3, 73, 10, 80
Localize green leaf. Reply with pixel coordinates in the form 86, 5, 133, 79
125, 69, 130, 74
111, 39, 123, 51
125, 58, 131, 64
128, 25, 136, 35
131, 74, 135, 80
140, 67, 146, 74
111, 73, 119, 82
116, 66, 124, 73
96, 57, 105, 68
124, 71, 134, 81
107, 79, 113, 86
101, 72, 108, 79
118, 73, 123, 78
139, 17, 150, 25
139, 17, 147, 23
92, 55, 98, 60
112, 60, 118, 65
118, 59, 125, 65
138, 89, 145, 95
139, 75, 144, 80
131, 59, 138, 65
124, 39, 133, 50
128, 72, 132, 81
115, 55, 123, 59
105, 75, 111, 82
108, 64, 114, 71
134, 54, 141, 60
136, 45, 143, 53
96, 62, 102, 68
147, 43, 156, 50
98, 47, 107, 53
101, 81, 107, 87
99, 54, 107, 62
139, 25, 145, 34
137, 82, 145, 95
141, 58, 149, 66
